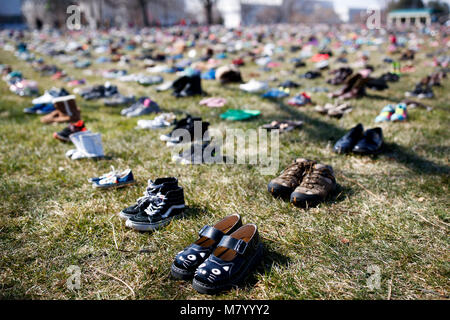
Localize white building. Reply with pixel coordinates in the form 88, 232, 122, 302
387, 9, 433, 28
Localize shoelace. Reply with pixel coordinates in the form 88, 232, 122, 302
97, 166, 117, 180
300, 169, 333, 189
144, 194, 166, 216
280, 162, 306, 185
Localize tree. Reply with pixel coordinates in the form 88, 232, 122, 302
201, 0, 217, 25
427, 0, 449, 23
387, 0, 425, 11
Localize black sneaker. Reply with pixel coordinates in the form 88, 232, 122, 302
160, 115, 201, 142
118, 177, 178, 220
166, 120, 210, 146
125, 186, 185, 231
53, 120, 87, 143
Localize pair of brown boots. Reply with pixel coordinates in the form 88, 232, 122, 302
41, 95, 81, 124
268, 158, 336, 208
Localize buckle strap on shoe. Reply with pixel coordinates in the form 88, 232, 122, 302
198, 225, 224, 243
218, 236, 248, 255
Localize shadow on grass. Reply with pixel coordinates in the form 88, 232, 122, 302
382, 142, 450, 175
241, 240, 291, 290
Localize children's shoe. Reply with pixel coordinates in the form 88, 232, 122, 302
171, 214, 242, 280
287, 92, 311, 106
192, 224, 263, 294
390, 103, 407, 122
262, 87, 290, 99
53, 120, 87, 142
375, 104, 395, 123
88, 166, 118, 183
118, 178, 178, 220
125, 186, 185, 231
93, 169, 136, 189
136, 113, 176, 130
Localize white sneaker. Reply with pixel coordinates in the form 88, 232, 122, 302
79, 133, 104, 158
240, 79, 269, 93
67, 131, 104, 159
137, 113, 175, 129
156, 81, 173, 92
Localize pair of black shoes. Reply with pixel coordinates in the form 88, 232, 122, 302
160, 115, 210, 147
334, 124, 383, 155
171, 214, 263, 295
119, 178, 185, 231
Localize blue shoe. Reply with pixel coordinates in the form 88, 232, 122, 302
24, 103, 46, 114
375, 104, 395, 123
201, 69, 216, 80
92, 168, 136, 189
36, 103, 56, 115
262, 88, 289, 99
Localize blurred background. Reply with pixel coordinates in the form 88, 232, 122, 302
0, 0, 448, 30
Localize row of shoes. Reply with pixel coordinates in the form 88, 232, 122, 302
268, 159, 336, 208
171, 214, 263, 294
88, 167, 136, 189
118, 178, 186, 231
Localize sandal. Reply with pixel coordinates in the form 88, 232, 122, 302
171, 214, 242, 280
192, 224, 263, 294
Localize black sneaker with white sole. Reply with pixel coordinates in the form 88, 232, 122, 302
125, 186, 185, 231
160, 115, 201, 142
118, 177, 178, 220
166, 121, 210, 146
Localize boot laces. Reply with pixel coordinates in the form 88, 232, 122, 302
281, 161, 306, 184
144, 194, 166, 216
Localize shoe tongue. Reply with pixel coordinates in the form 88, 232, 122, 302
143, 98, 151, 107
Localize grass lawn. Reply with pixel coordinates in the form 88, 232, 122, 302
0, 36, 449, 300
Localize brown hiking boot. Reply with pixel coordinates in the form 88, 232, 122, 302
290, 163, 336, 208
268, 158, 316, 198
